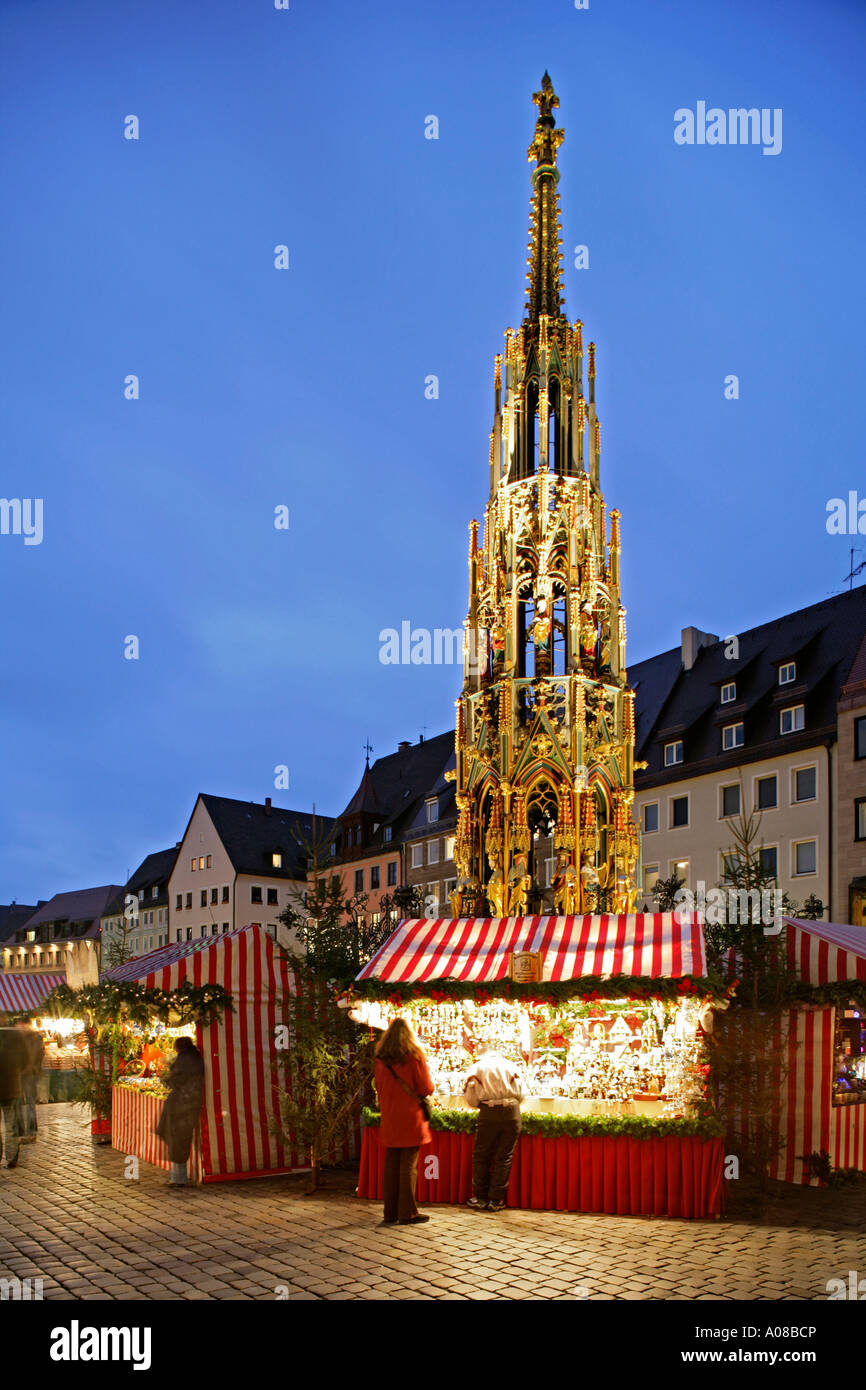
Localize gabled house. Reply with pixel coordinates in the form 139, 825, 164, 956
101, 846, 180, 961
2, 884, 125, 981
168, 794, 334, 946
333, 732, 455, 923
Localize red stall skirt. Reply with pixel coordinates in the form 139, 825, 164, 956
358, 1127, 725, 1219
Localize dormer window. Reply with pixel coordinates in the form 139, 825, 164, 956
151, 885, 158, 899
720, 682, 736, 704
722, 722, 744, 750
780, 705, 805, 735
779, 662, 796, 685
272, 852, 282, 869
426, 799, 439, 823
664, 741, 683, 767
384, 827, 392, 842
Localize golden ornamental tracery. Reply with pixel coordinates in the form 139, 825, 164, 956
449, 73, 639, 920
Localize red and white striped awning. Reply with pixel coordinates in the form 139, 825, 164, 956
786, 917, 866, 985
356, 913, 706, 986
0, 972, 66, 1014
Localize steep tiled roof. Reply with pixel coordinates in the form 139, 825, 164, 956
123, 846, 180, 909
632, 587, 866, 788
198, 795, 335, 880
336, 731, 454, 856
16, 886, 125, 942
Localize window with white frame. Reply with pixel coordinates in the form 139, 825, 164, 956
721, 682, 736, 704
722, 722, 744, 750
780, 705, 805, 735
759, 846, 778, 878
756, 775, 778, 810
426, 799, 439, 823
793, 840, 817, 875
411, 844, 424, 868
793, 766, 816, 803
444, 836, 455, 861
779, 662, 796, 685
670, 795, 689, 828
428, 840, 440, 864
664, 741, 683, 766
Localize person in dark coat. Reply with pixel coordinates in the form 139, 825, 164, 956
15, 1022, 44, 1143
373, 1018, 434, 1226
155, 1037, 204, 1186
0, 1028, 28, 1170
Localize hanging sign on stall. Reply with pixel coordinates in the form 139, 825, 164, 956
510, 951, 543, 983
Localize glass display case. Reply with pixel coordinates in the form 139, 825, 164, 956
396, 995, 709, 1119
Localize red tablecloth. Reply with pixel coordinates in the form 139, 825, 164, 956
111, 1085, 201, 1181
358, 1126, 725, 1218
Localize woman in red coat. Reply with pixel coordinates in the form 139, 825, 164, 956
373, 1018, 434, 1226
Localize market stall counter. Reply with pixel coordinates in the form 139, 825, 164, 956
349, 912, 728, 1218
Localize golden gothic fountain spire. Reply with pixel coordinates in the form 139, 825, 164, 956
450, 76, 639, 924
525, 71, 566, 325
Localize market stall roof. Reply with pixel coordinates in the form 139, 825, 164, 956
785, 917, 866, 984
104, 927, 252, 983
0, 971, 66, 1014
355, 912, 706, 986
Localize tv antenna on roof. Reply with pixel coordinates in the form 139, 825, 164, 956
844, 548, 866, 591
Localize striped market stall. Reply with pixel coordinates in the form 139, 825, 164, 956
770, 918, 866, 1184
351, 912, 727, 1219
107, 924, 301, 1182
0, 971, 66, 1018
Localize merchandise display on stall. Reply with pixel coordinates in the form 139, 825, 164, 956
372, 995, 709, 1120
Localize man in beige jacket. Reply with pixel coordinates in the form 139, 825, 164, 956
463, 1049, 525, 1211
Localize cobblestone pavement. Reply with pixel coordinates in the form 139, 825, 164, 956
1, 1105, 864, 1301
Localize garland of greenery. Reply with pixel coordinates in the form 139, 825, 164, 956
351, 974, 726, 1008
42, 979, 233, 1028
361, 1106, 723, 1141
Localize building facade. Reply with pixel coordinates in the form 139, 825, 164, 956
631, 591, 866, 919
334, 733, 454, 923
101, 846, 179, 961
2, 885, 124, 976
452, 74, 639, 919
169, 794, 332, 945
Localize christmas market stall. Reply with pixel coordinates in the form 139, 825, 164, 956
0, 971, 87, 1099
349, 911, 728, 1218
47, 924, 306, 1182
745, 917, 866, 1185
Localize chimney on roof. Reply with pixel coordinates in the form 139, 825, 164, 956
681, 626, 718, 671
264, 797, 272, 816
398, 741, 411, 752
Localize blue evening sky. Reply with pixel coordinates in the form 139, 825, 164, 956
1, 0, 863, 901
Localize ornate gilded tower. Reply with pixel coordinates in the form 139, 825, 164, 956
450, 73, 639, 919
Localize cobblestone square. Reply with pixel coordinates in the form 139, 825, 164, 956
0, 1106, 863, 1302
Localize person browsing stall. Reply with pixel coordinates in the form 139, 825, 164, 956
463, 1048, 525, 1212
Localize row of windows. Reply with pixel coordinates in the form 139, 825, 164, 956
354, 862, 399, 893
642, 766, 818, 832
664, 706, 806, 766
643, 837, 819, 892
176, 923, 233, 942
177, 886, 231, 910
189, 852, 283, 872
411, 837, 456, 869
719, 664, 797, 709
